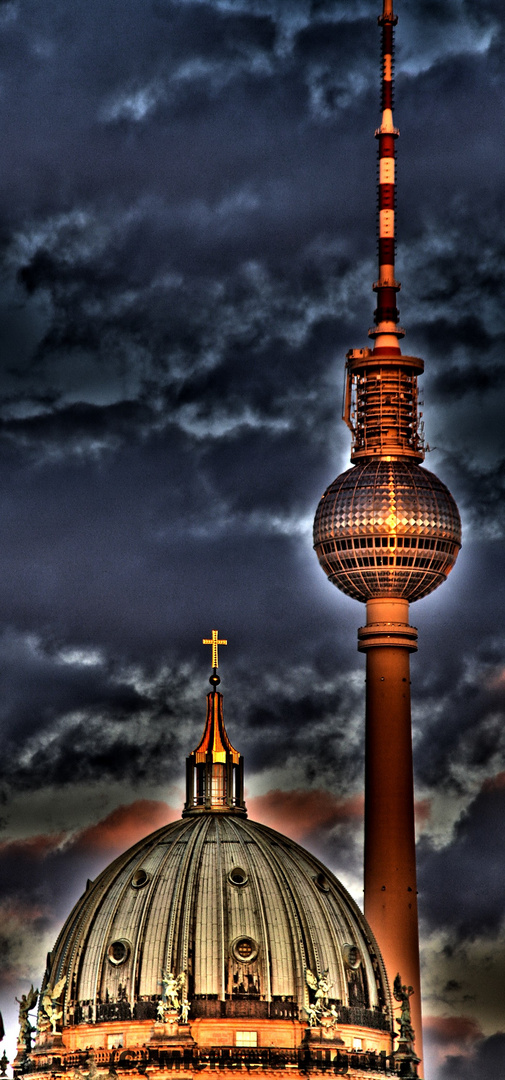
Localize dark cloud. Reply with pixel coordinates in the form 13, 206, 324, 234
419, 774, 505, 938
438, 1033, 505, 1080
0, 0, 503, 1074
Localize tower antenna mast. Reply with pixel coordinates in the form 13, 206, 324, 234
313, 2, 462, 1073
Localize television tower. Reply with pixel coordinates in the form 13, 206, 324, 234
313, 0, 461, 1071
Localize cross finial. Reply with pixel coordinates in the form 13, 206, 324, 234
202, 629, 227, 671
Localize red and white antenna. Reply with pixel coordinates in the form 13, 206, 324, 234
371, 0, 403, 354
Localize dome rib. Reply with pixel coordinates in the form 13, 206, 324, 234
167, 815, 212, 985
237, 820, 314, 1012
136, 821, 193, 997
224, 816, 273, 1003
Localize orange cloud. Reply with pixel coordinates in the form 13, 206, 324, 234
73, 800, 178, 855
423, 1015, 483, 1068
482, 770, 505, 792
414, 798, 432, 825
0, 801, 178, 863
0, 897, 48, 923
0, 832, 66, 859
248, 788, 364, 842
424, 1015, 483, 1045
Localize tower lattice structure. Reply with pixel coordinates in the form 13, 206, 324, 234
313, 1, 461, 1073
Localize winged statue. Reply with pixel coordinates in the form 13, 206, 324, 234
39, 976, 67, 1035
15, 986, 39, 1048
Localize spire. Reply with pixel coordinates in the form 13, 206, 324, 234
183, 632, 246, 817
341, 0, 425, 463
371, 0, 403, 351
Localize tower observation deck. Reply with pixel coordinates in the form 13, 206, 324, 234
313, 2, 461, 1074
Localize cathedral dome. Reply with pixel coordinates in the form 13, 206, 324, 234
313, 459, 461, 603
42, 812, 389, 1033
27, 673, 396, 1074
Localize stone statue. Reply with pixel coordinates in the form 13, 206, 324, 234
38, 976, 66, 1036
159, 970, 187, 1023
304, 968, 336, 1029
16, 986, 39, 1050
303, 1002, 320, 1028
162, 971, 180, 1010
392, 973, 420, 1077
180, 998, 190, 1025
393, 974, 415, 1043
315, 971, 333, 1006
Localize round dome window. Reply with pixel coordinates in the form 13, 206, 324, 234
231, 936, 258, 963
314, 872, 330, 892
131, 868, 150, 889
343, 943, 361, 970
228, 867, 248, 886
108, 939, 131, 966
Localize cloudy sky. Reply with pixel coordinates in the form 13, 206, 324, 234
0, 0, 504, 1076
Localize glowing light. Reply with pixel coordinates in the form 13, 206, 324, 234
202, 629, 227, 669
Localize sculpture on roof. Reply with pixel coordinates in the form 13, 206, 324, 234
38, 977, 66, 1036
392, 974, 420, 1077
393, 974, 415, 1044
16, 986, 39, 1051
304, 969, 340, 1035
159, 971, 188, 1023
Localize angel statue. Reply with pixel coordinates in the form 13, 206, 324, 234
303, 1002, 321, 1028
305, 970, 322, 1027
39, 976, 67, 1035
15, 986, 39, 1049
393, 974, 416, 1044
315, 970, 333, 1006
160, 970, 187, 1021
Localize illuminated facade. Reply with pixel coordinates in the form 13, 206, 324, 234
313, 0, 461, 1073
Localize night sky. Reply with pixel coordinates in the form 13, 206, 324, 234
0, 1, 504, 1077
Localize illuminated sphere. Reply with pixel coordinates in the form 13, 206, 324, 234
313, 459, 461, 603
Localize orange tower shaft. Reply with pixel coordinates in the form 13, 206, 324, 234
359, 598, 422, 1067
313, 2, 462, 1075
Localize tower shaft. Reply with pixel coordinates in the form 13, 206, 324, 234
314, 4, 462, 1076
359, 598, 422, 1066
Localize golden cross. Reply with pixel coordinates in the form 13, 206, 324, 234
202, 630, 227, 670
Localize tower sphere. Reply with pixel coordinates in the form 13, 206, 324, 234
313, 459, 461, 604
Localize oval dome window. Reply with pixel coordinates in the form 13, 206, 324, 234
108, 939, 131, 966
131, 868, 150, 888
343, 943, 361, 970
314, 872, 330, 892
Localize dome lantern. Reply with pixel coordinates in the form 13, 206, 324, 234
183, 631, 245, 816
